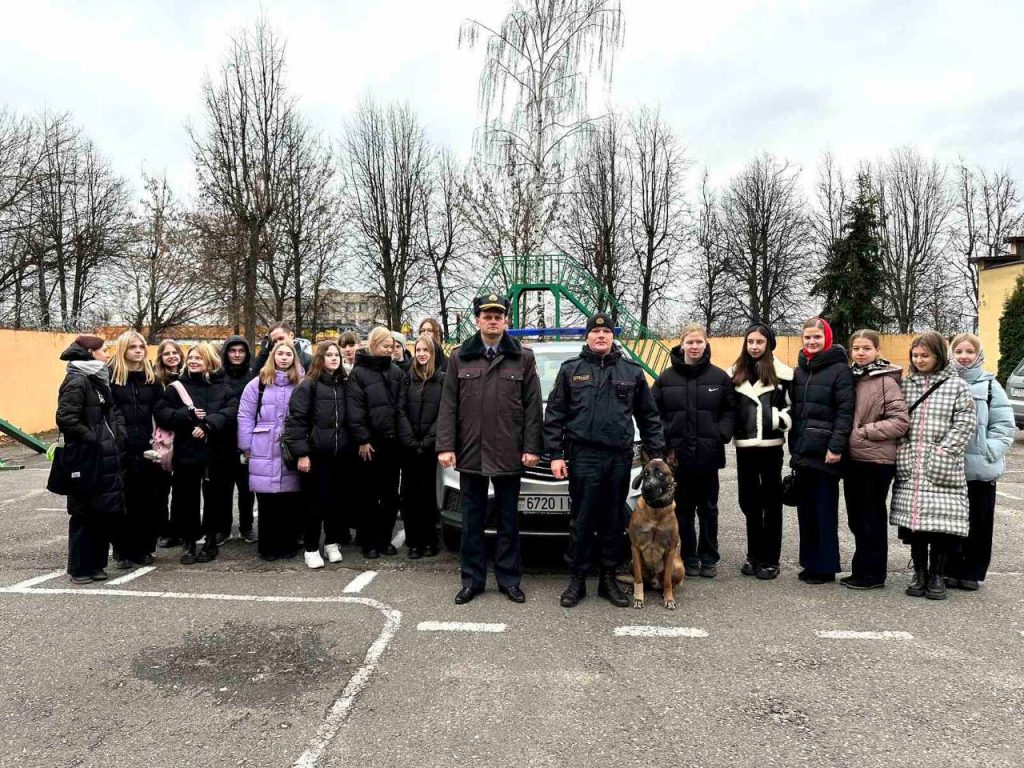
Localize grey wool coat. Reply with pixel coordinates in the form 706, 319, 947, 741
890, 364, 977, 536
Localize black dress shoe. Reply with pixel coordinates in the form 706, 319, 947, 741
363, 547, 380, 560
383, 544, 398, 556
140, 553, 155, 566
423, 543, 439, 557
454, 586, 483, 604
499, 585, 526, 603
407, 547, 423, 560
802, 572, 835, 585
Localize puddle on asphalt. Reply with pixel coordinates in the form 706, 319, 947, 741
132, 621, 353, 707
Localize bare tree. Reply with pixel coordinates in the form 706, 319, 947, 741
460, 0, 624, 276
951, 161, 1024, 331
420, 148, 470, 338
720, 154, 810, 329
192, 202, 248, 331
690, 169, 731, 334
627, 106, 687, 331
118, 173, 211, 341
809, 150, 850, 264
342, 98, 430, 329
873, 147, 954, 333
189, 19, 294, 346
560, 114, 630, 318
0, 108, 40, 326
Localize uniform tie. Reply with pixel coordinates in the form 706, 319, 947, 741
486, 347, 497, 362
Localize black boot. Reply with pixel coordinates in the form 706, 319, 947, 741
180, 541, 197, 565
597, 568, 630, 608
906, 540, 927, 597
195, 541, 219, 563
926, 550, 948, 600
560, 572, 587, 607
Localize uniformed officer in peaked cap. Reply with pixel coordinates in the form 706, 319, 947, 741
542, 312, 666, 607
436, 292, 543, 605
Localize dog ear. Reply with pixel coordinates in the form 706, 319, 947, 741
639, 446, 651, 466
666, 449, 678, 471
631, 471, 644, 490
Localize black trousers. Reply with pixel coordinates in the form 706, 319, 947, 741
171, 462, 233, 545
257, 491, 302, 558
401, 452, 440, 550
300, 453, 346, 552
360, 442, 401, 550
67, 509, 112, 578
460, 472, 522, 590
796, 467, 841, 574
674, 466, 720, 567
736, 446, 784, 567
154, 470, 173, 539
115, 457, 161, 562
948, 480, 997, 581
565, 446, 632, 572
230, 455, 256, 535
842, 461, 895, 583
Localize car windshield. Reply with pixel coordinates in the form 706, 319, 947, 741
528, 342, 632, 401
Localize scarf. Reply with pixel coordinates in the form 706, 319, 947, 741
954, 351, 986, 380
850, 357, 892, 379
68, 359, 109, 382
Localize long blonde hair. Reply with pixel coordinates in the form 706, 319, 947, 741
109, 331, 155, 386
259, 341, 302, 386
154, 339, 184, 386
411, 334, 437, 382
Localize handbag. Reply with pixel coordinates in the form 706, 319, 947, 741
46, 440, 100, 497
280, 438, 298, 471
780, 469, 800, 507
149, 381, 195, 472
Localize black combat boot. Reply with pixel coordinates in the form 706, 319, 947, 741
926, 550, 948, 600
597, 568, 631, 608
180, 541, 197, 565
905, 540, 927, 597
559, 572, 587, 607
195, 540, 219, 563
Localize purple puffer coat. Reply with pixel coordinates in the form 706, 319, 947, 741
237, 371, 301, 494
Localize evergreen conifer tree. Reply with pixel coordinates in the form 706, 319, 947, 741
997, 272, 1024, 384
811, 173, 889, 345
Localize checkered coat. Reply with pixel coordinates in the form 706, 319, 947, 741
890, 364, 977, 536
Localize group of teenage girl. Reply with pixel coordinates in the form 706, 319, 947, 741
56, 319, 448, 582
667, 318, 1016, 601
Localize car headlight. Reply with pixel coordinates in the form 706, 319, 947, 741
632, 442, 643, 468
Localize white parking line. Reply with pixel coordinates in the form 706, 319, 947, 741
996, 490, 1022, 501
816, 630, 913, 641
342, 571, 378, 593
391, 528, 406, 549
7, 570, 64, 590
0, 488, 45, 506
105, 566, 156, 586
0, 582, 401, 768
613, 626, 708, 638
36, 508, 65, 512
416, 621, 506, 633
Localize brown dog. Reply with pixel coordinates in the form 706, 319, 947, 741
628, 456, 684, 610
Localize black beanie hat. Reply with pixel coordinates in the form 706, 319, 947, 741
743, 323, 776, 351
586, 313, 614, 334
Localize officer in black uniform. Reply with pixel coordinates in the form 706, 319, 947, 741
542, 313, 666, 607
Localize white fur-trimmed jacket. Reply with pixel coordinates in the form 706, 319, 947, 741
727, 359, 794, 449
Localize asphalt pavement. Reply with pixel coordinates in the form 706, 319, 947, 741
1, 435, 1022, 768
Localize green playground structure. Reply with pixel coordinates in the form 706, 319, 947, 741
453, 253, 672, 379
0, 416, 49, 457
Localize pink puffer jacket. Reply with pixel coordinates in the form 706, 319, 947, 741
847, 365, 910, 464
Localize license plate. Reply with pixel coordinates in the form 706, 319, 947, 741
1012, 387, 1024, 399
517, 495, 571, 514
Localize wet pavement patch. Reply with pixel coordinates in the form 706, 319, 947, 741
132, 620, 352, 707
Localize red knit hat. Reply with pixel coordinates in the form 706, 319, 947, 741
74, 334, 105, 351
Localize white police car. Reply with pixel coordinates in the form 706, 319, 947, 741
436, 337, 646, 550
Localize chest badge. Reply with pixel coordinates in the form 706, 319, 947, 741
572, 374, 592, 383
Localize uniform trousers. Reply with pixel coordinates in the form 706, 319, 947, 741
459, 472, 522, 590
565, 445, 632, 572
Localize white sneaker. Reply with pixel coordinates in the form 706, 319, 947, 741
304, 550, 325, 569
324, 544, 343, 563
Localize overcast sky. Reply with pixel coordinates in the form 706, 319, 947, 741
2, 0, 1023, 198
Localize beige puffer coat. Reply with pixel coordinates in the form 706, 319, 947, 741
847, 365, 910, 464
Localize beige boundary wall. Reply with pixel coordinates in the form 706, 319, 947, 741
1, 329, 916, 436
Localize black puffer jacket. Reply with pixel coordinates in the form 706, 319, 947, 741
55, 342, 125, 517
283, 370, 350, 458
402, 369, 445, 453
154, 369, 239, 466
543, 345, 665, 459
221, 335, 255, 397
347, 351, 410, 446
110, 370, 164, 460
788, 345, 856, 475
652, 345, 736, 470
